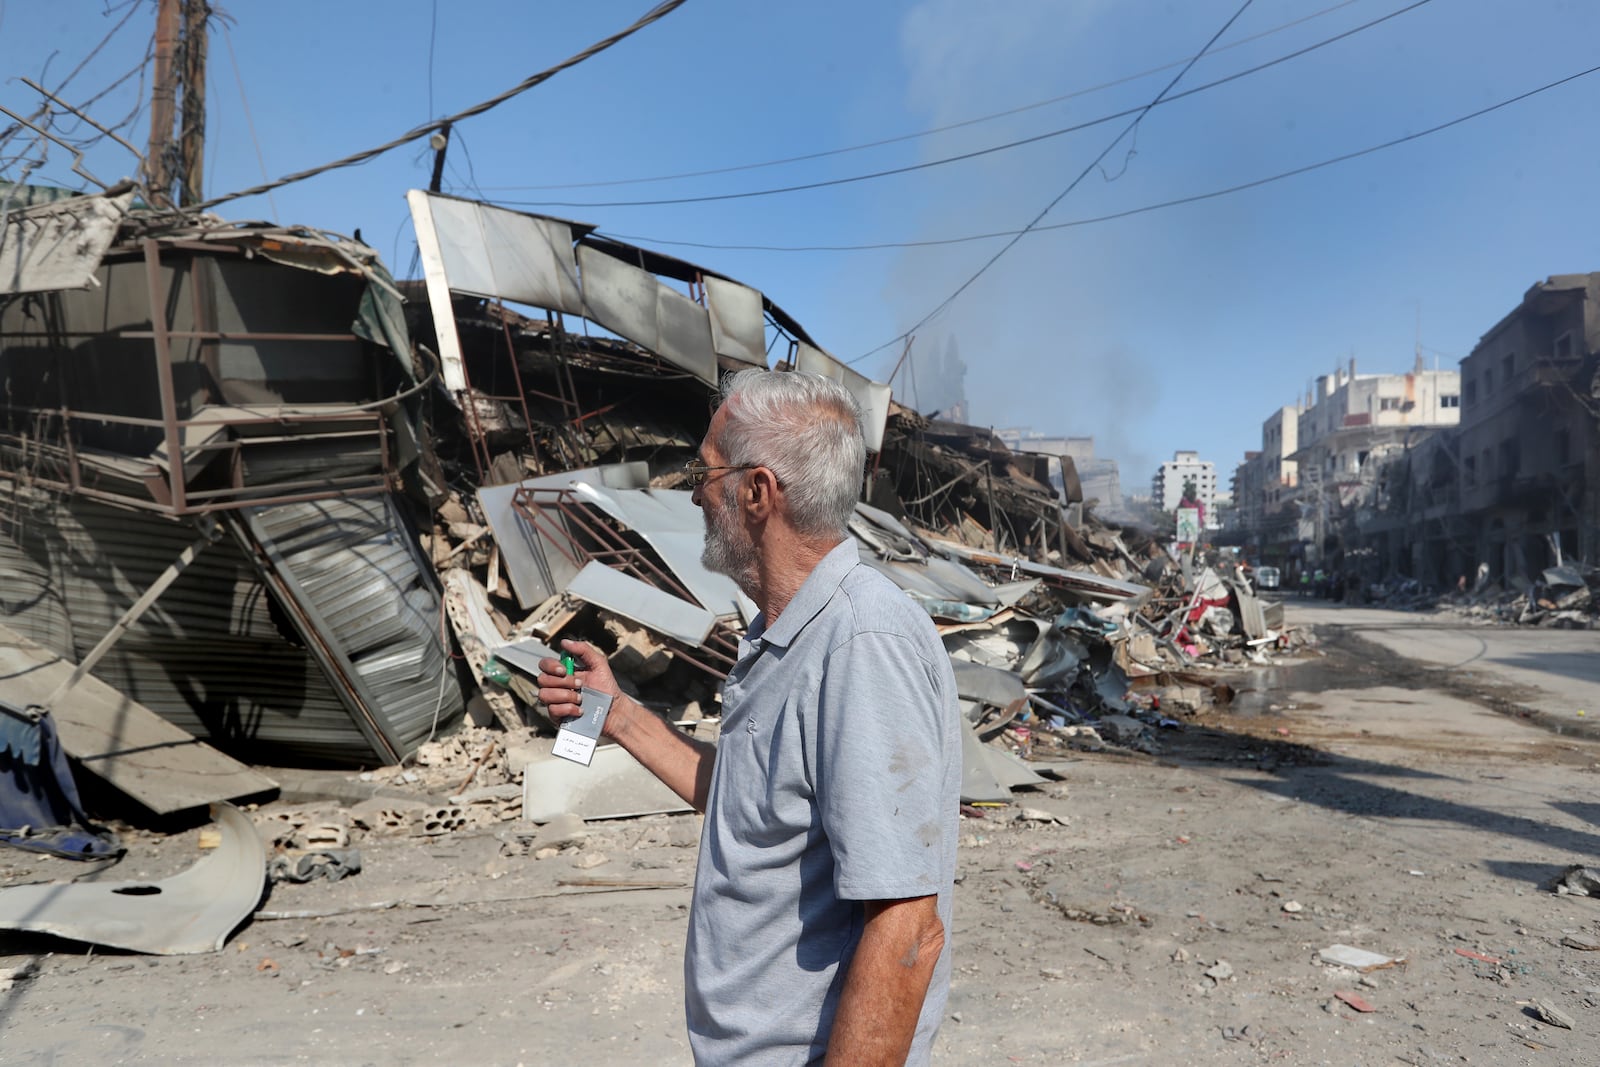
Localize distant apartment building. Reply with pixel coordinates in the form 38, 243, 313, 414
995, 429, 1124, 516
1229, 451, 1265, 538
1250, 406, 1303, 557
1294, 358, 1460, 484
1151, 450, 1217, 521
1262, 406, 1300, 512
1289, 357, 1460, 565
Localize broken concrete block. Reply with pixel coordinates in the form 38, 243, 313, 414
451, 784, 524, 806
1156, 686, 1207, 714
414, 806, 467, 836
1095, 715, 1147, 746
604, 617, 673, 682
504, 737, 552, 780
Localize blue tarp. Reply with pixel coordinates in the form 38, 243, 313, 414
0, 701, 120, 860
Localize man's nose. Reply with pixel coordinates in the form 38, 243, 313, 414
691, 482, 704, 507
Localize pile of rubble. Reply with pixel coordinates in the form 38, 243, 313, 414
1372, 565, 1599, 629
415, 458, 1306, 819
0, 186, 1311, 842
1447, 566, 1598, 629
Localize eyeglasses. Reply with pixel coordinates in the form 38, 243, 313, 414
683, 459, 761, 488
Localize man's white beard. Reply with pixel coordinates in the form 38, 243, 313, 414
701, 482, 759, 596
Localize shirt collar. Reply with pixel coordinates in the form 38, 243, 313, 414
751, 539, 861, 649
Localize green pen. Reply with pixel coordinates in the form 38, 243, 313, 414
561, 653, 577, 677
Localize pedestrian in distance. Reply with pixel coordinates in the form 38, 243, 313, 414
537, 369, 962, 1066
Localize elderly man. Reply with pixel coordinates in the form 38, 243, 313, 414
537, 369, 961, 1065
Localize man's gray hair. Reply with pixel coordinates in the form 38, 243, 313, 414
716, 369, 865, 538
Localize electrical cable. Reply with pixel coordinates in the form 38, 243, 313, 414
494, 0, 1429, 211
427, 0, 439, 119
0, 41, 152, 191
0, 0, 143, 154
588, 64, 1600, 266
847, 0, 1261, 365
479, 0, 1371, 192
219, 21, 280, 221
188, 0, 689, 213
442, 124, 493, 209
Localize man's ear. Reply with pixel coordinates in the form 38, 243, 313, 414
743, 467, 779, 520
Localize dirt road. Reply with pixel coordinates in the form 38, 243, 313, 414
4, 609, 1600, 1065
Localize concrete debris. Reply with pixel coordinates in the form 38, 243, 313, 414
268, 848, 363, 884
1550, 865, 1600, 896
1361, 565, 1599, 630
1319, 944, 1405, 972
1528, 998, 1575, 1029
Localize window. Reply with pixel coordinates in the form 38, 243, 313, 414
1440, 394, 1459, 408
1555, 332, 1574, 360
1465, 380, 1478, 405
1481, 449, 1493, 477
1502, 353, 1515, 382
1484, 366, 1495, 391
1464, 455, 1476, 487
1380, 397, 1401, 411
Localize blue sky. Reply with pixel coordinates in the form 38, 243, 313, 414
4, 0, 1598, 492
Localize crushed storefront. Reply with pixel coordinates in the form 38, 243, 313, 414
1, 186, 461, 813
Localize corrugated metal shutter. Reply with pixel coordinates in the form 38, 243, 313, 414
0, 489, 462, 766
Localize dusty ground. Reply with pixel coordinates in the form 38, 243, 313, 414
5, 614, 1600, 1065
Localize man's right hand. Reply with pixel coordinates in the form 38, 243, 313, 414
535, 638, 715, 813
535, 639, 622, 733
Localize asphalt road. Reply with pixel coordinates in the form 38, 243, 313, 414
1286, 601, 1600, 737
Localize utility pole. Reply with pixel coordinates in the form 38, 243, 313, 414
145, 0, 181, 204
177, 0, 210, 206
145, 0, 209, 207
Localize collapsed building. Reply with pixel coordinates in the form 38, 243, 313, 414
0, 186, 1300, 825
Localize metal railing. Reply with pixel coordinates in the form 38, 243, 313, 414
510, 484, 738, 678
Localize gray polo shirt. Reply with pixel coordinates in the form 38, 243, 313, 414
685, 539, 961, 1065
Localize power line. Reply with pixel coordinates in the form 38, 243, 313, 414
589, 63, 1600, 265
492, 0, 1430, 211
0, 0, 144, 156
220, 21, 279, 222
427, 0, 439, 119
845, 0, 1261, 366
478, 0, 1369, 193
189, 0, 690, 213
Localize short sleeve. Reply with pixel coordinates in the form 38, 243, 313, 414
813, 630, 952, 901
